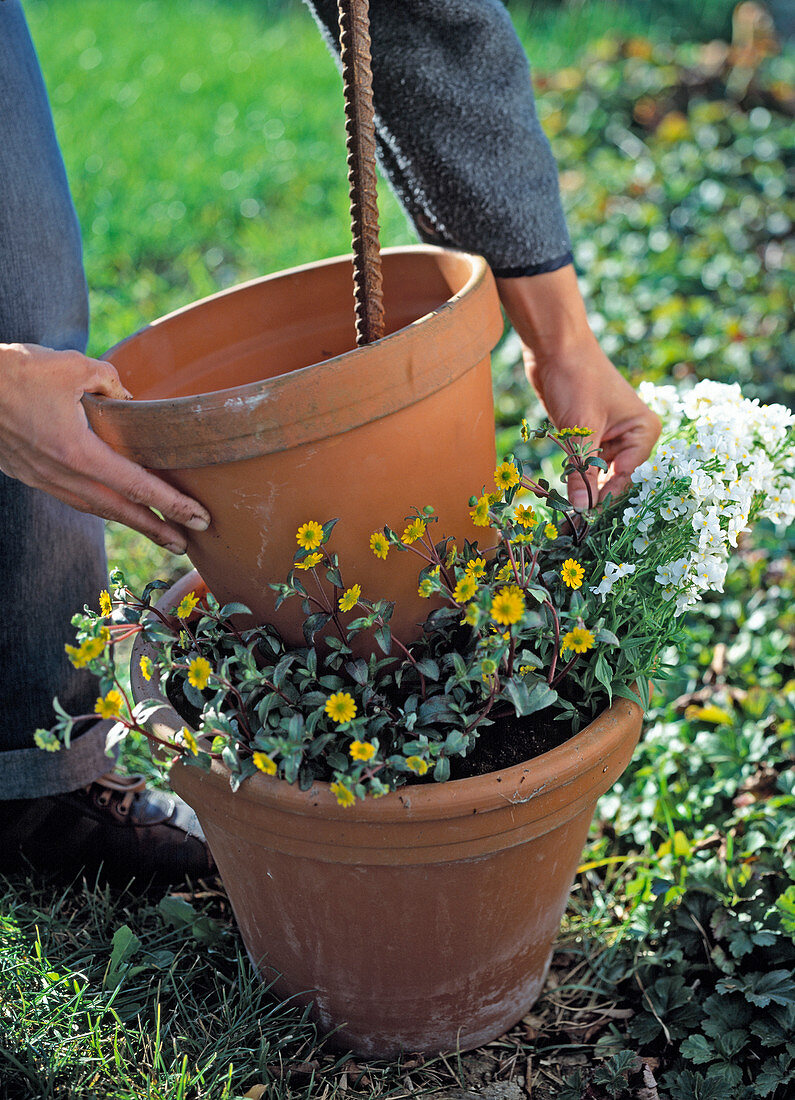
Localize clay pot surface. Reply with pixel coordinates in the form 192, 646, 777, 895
85, 246, 503, 647
132, 571, 643, 1058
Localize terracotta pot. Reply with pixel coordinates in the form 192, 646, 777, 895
131, 571, 644, 1059
84, 246, 503, 647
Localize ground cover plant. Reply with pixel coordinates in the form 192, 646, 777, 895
2, 2, 793, 1097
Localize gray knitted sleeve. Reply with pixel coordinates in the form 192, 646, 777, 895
304, 0, 572, 275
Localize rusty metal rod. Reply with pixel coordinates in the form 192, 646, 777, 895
337, 0, 385, 346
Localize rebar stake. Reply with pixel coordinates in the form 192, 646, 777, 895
337, 0, 385, 346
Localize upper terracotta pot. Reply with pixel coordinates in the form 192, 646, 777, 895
84, 246, 503, 646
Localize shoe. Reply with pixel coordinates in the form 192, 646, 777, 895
0, 772, 216, 890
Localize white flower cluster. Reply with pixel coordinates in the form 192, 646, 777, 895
624, 380, 795, 615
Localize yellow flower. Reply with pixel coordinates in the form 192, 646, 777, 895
176, 591, 200, 619
325, 691, 357, 724
560, 559, 585, 589
349, 740, 376, 762
34, 728, 60, 753
253, 751, 278, 775
65, 643, 89, 669
330, 780, 356, 807
139, 655, 153, 682
401, 518, 427, 545
65, 631, 109, 669
338, 584, 361, 612
481, 658, 497, 680
179, 727, 199, 756
445, 543, 457, 567
490, 586, 526, 626
512, 532, 534, 545
453, 574, 478, 603
418, 577, 435, 598
465, 556, 486, 578
462, 603, 480, 627
99, 589, 112, 617
519, 663, 537, 675
554, 426, 593, 439
95, 690, 123, 720
494, 461, 521, 492
188, 656, 212, 690
514, 504, 536, 528
520, 418, 530, 442
296, 551, 323, 570
295, 520, 324, 550
496, 563, 515, 582
470, 494, 491, 527
406, 756, 429, 775
561, 626, 596, 655
656, 111, 689, 143
544, 523, 558, 540
369, 531, 389, 560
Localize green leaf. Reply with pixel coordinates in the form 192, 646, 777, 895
218, 602, 252, 618
413, 658, 440, 681
374, 625, 392, 656
717, 970, 795, 1008
303, 612, 331, 646
680, 1034, 714, 1065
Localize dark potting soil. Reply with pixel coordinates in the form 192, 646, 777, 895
166, 673, 580, 784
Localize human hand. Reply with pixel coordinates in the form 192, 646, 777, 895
0, 343, 210, 551
496, 267, 661, 509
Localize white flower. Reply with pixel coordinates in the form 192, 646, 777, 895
591, 561, 637, 602
655, 558, 689, 589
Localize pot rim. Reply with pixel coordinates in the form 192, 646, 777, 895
82, 246, 501, 468
132, 570, 643, 826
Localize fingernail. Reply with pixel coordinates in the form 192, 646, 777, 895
186, 512, 210, 532
166, 541, 186, 555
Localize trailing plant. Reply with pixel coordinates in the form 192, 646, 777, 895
41, 382, 794, 805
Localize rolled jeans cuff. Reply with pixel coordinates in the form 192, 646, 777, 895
0, 720, 118, 800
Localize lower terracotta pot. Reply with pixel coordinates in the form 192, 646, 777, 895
132, 571, 643, 1058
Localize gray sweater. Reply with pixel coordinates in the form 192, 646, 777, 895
305, 0, 572, 275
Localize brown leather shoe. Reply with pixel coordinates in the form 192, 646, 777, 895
0, 772, 216, 890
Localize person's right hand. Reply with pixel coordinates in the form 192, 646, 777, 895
0, 342, 210, 552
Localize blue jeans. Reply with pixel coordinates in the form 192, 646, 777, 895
0, 1, 113, 797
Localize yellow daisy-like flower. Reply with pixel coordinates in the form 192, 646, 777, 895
512, 532, 534, 545
544, 523, 558, 540
65, 643, 89, 669
490, 586, 526, 627
465, 556, 487, 578
295, 551, 323, 571
295, 520, 324, 550
253, 751, 277, 775
520, 418, 530, 442
470, 494, 491, 527
445, 543, 457, 568
95, 690, 124, 720
481, 658, 498, 680
514, 504, 536, 528
338, 584, 362, 612
188, 656, 212, 690
330, 780, 356, 807
494, 461, 520, 491
496, 563, 515, 582
369, 531, 389, 560
139, 655, 153, 682
349, 740, 377, 762
325, 691, 357, 724
519, 663, 538, 675
453, 574, 478, 603
461, 603, 480, 627
179, 727, 199, 756
401, 518, 427, 545
65, 631, 109, 669
560, 559, 585, 589
176, 591, 200, 619
418, 577, 435, 599
99, 589, 112, 617
406, 756, 429, 775
561, 626, 596, 655
554, 426, 592, 439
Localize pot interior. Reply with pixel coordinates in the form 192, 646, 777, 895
106, 249, 478, 401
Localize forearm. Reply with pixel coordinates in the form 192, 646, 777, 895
305, 0, 572, 273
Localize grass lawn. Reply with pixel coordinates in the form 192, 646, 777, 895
2, 1, 793, 1097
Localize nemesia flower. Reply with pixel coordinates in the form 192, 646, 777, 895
591, 562, 636, 602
